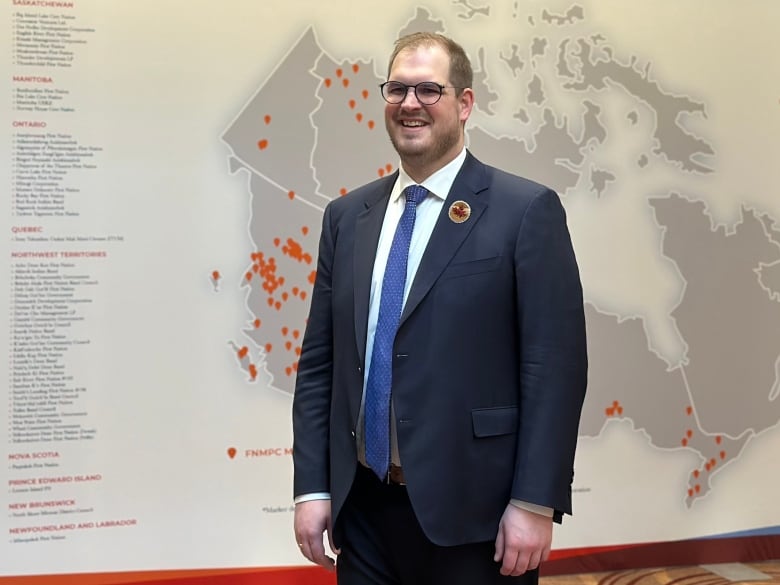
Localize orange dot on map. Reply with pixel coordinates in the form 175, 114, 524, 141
249, 364, 258, 380
254, 319, 261, 328
295, 347, 302, 356
282, 326, 289, 336
286, 367, 292, 376
258, 139, 268, 150
368, 120, 375, 130
282, 292, 289, 301
340, 187, 348, 196
720, 451, 726, 459
343, 78, 350, 88
688, 488, 693, 497
285, 341, 292, 351
212, 270, 220, 280
694, 484, 701, 493
352, 64, 359, 73
275, 301, 282, 310
681, 438, 688, 447
227, 447, 237, 459
604, 408, 611, 416
273, 238, 280, 247
324, 78, 332, 88
245, 271, 253, 281
308, 271, 316, 284
715, 436, 722, 445
336, 68, 343, 77
265, 343, 272, 353
686, 406, 693, 415
356, 113, 363, 122
378, 168, 385, 177
302, 226, 309, 235
300, 291, 308, 300
349, 99, 356, 109
705, 463, 711, 471
617, 406, 623, 415
267, 298, 274, 307
686, 429, 693, 438
292, 362, 299, 371
288, 191, 295, 200
293, 287, 300, 295
264, 115, 271, 125
237, 347, 248, 359
279, 277, 285, 285
362, 89, 369, 99
385, 163, 393, 172
693, 470, 700, 478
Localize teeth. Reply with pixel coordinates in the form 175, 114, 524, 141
402, 121, 425, 127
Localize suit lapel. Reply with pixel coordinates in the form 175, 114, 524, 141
354, 174, 397, 366
400, 153, 490, 324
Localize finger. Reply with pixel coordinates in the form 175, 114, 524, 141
327, 517, 341, 555
493, 527, 505, 562
309, 538, 336, 572
500, 544, 522, 576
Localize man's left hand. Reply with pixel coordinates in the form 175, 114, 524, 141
493, 504, 553, 576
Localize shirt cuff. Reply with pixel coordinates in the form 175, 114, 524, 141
510, 499, 554, 518
294, 492, 331, 504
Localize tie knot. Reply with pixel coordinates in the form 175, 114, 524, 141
403, 184, 428, 205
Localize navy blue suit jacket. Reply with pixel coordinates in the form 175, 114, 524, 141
293, 152, 587, 547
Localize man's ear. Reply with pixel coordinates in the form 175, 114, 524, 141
459, 88, 475, 123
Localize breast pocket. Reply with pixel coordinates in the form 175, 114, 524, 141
441, 255, 502, 281
472, 406, 518, 438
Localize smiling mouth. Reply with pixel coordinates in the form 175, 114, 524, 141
400, 120, 427, 127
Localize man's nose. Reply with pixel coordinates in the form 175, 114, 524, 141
399, 86, 422, 107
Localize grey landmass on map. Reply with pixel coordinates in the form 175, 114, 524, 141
310, 54, 395, 198
590, 167, 615, 197
582, 304, 752, 504
556, 40, 575, 78
242, 174, 323, 394
469, 108, 583, 192
398, 7, 445, 38
527, 74, 545, 105
500, 43, 525, 77
651, 194, 780, 438
453, 0, 490, 20
760, 213, 780, 246
581, 100, 607, 146
562, 39, 714, 173
472, 47, 499, 114
541, 5, 585, 25
627, 110, 639, 125
758, 261, 780, 302
531, 37, 549, 59
637, 154, 649, 168
222, 27, 323, 201
514, 107, 530, 124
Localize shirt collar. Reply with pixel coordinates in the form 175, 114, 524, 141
393, 148, 468, 203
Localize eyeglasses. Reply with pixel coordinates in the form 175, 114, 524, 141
379, 81, 465, 105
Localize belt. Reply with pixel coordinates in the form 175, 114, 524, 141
388, 464, 405, 485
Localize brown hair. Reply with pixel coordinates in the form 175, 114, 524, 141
387, 32, 473, 92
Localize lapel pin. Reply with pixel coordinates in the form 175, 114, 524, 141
448, 200, 471, 224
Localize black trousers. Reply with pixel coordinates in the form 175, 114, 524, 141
335, 464, 539, 585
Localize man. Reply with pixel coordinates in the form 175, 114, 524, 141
292, 32, 587, 584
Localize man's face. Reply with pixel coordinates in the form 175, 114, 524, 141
384, 44, 474, 180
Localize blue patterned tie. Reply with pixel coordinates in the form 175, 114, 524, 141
365, 184, 428, 480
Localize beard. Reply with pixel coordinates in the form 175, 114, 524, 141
386, 118, 463, 176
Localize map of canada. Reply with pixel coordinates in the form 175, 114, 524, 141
218, 3, 780, 507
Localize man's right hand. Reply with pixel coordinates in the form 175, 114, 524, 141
294, 499, 339, 571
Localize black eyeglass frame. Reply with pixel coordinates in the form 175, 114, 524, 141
379, 81, 467, 105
